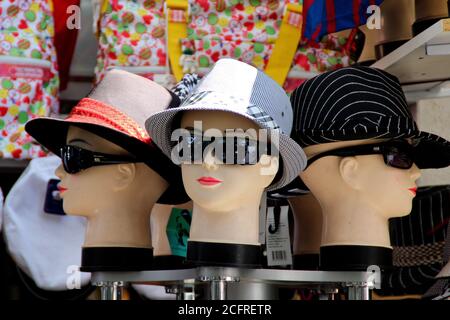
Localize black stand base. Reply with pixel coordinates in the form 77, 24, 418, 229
320, 245, 392, 271
187, 241, 263, 268
292, 254, 320, 271
152, 255, 194, 270
80, 247, 153, 272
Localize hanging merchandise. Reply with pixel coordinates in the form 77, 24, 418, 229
52, 0, 81, 91
0, 0, 60, 159
25, 70, 188, 272
94, 0, 365, 93
146, 58, 307, 268
3, 155, 93, 298
301, 0, 384, 41
423, 221, 450, 299
376, 186, 450, 297
413, 0, 450, 36
284, 66, 450, 271
375, 0, 415, 59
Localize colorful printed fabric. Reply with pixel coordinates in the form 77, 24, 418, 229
302, 0, 383, 41
0, 0, 59, 159
95, 0, 170, 84
95, 0, 356, 92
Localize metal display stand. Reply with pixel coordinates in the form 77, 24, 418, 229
91, 267, 381, 301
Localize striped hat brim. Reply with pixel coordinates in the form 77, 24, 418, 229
145, 104, 307, 191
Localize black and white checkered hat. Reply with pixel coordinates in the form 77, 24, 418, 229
145, 59, 307, 191
269, 66, 450, 199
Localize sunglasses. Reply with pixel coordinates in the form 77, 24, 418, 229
60, 145, 142, 174
176, 130, 275, 165
306, 140, 416, 170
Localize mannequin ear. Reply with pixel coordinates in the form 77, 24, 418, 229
339, 157, 361, 190
259, 155, 279, 187
113, 163, 136, 191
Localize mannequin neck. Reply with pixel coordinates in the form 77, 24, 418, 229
320, 196, 392, 248
189, 200, 261, 246
83, 194, 158, 248
289, 194, 322, 255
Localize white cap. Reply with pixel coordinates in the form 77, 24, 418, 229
3, 156, 91, 291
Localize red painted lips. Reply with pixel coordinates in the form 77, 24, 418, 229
197, 176, 223, 186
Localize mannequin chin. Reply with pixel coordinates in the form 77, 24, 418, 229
288, 193, 322, 270
55, 126, 169, 271
299, 138, 421, 270
179, 110, 278, 266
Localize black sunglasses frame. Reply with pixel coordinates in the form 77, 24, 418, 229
60, 145, 142, 174
305, 140, 416, 170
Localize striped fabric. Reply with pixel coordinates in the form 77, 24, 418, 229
302, 0, 384, 41
146, 59, 307, 191
376, 186, 450, 296
171, 73, 200, 101
289, 66, 450, 170
424, 214, 450, 299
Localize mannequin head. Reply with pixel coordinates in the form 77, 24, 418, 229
178, 110, 278, 246
180, 110, 278, 212
299, 138, 421, 247
55, 125, 168, 248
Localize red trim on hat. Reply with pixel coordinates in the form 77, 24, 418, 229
66, 98, 151, 144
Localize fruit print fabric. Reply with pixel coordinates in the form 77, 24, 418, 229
0, 0, 59, 159
95, 0, 169, 84
0, 77, 52, 159
95, 1, 354, 92
182, 0, 354, 92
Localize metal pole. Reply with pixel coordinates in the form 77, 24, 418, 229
210, 280, 227, 300
348, 284, 370, 300
98, 281, 124, 300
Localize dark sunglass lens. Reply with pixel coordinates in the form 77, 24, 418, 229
61, 146, 79, 174
386, 148, 413, 169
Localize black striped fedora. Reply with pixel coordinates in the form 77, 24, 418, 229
145, 59, 307, 191
269, 66, 450, 199
290, 65, 450, 169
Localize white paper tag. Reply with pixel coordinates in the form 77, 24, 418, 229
259, 192, 267, 245
266, 205, 292, 266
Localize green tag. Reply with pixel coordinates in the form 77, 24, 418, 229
166, 208, 192, 257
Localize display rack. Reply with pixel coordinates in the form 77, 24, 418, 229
372, 18, 450, 103
91, 267, 381, 301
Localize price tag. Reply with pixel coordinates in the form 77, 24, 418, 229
266, 205, 292, 266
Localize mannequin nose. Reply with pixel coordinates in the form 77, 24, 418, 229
55, 163, 65, 179
410, 163, 421, 181
202, 146, 218, 171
